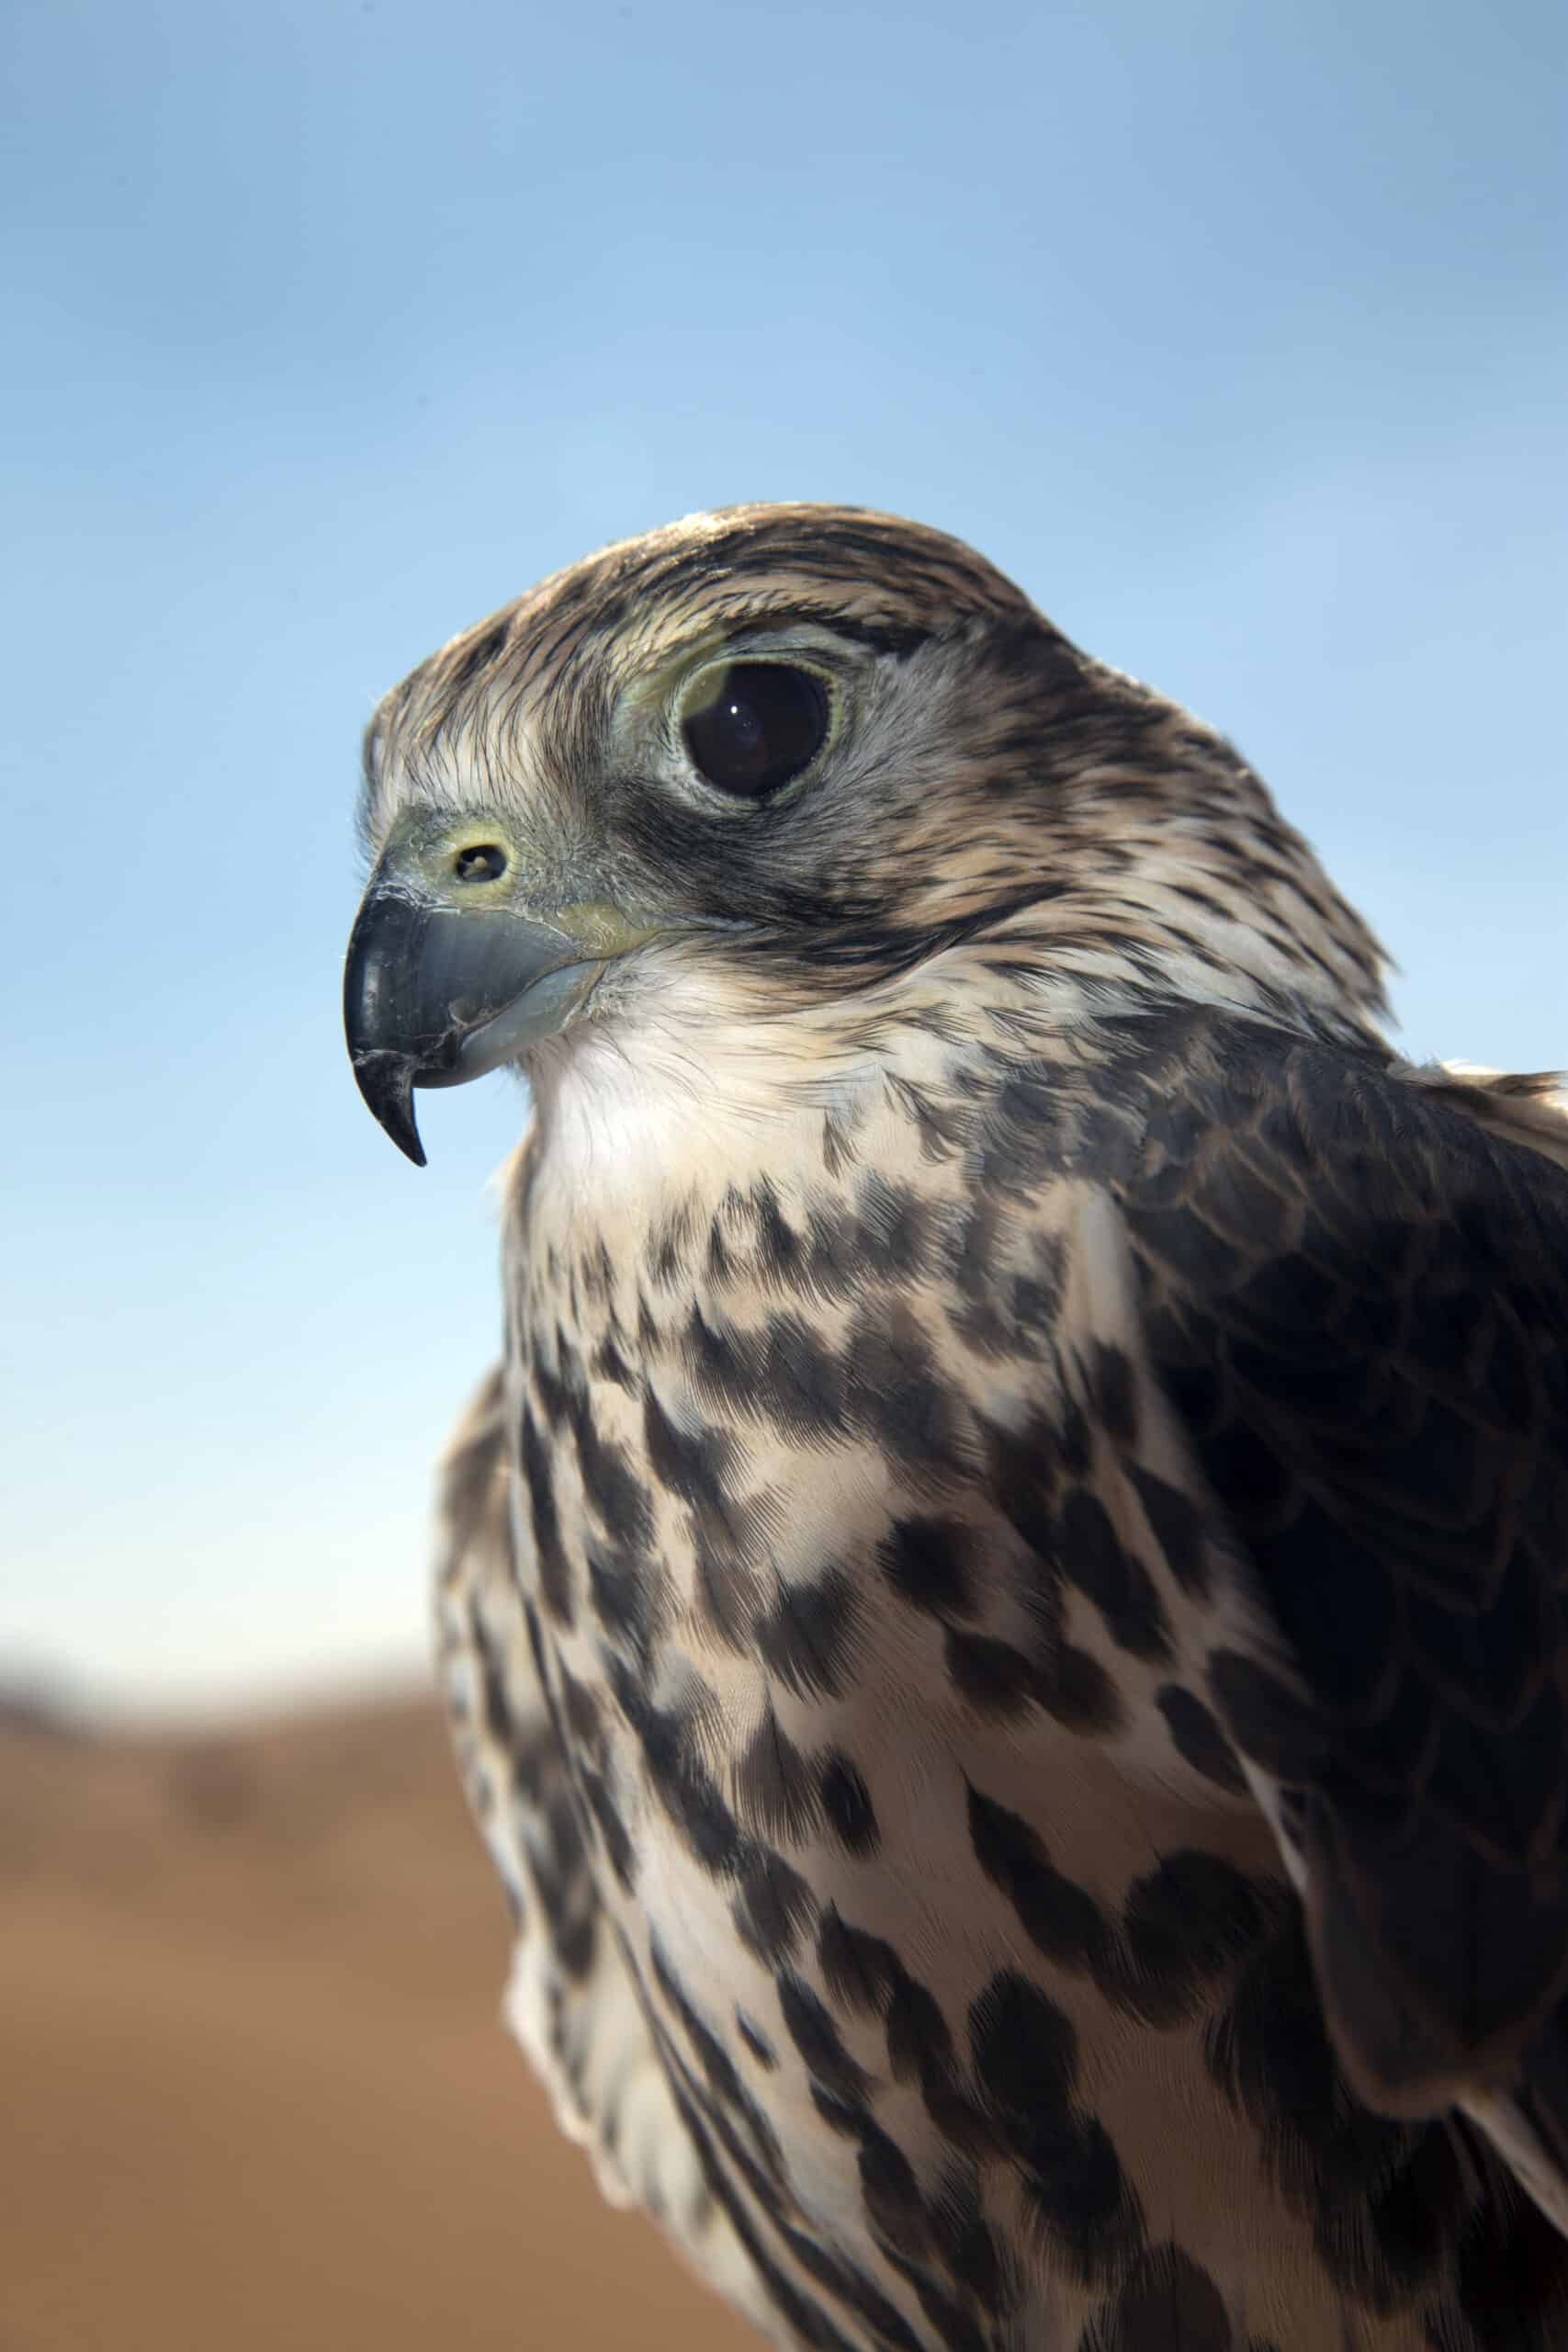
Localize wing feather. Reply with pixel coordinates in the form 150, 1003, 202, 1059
1107, 1017, 1568, 2225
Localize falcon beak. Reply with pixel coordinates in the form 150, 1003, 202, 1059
344, 822, 629, 1167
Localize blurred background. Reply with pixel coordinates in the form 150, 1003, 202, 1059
2, 0, 1563, 2344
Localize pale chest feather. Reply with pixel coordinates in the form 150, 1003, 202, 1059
466, 1066, 1512, 2352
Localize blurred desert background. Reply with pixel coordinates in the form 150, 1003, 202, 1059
0, 1685, 742, 2352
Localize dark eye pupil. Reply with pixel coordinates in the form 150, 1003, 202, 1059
682, 663, 828, 797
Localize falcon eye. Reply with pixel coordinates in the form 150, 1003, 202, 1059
681, 663, 829, 798
453, 843, 508, 883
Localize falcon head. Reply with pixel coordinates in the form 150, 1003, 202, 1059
346, 503, 1385, 1163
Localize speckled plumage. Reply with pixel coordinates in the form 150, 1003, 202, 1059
350, 506, 1568, 2350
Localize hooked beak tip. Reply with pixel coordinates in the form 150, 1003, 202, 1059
350, 1048, 429, 1169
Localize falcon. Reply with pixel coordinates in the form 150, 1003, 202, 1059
343, 505, 1568, 2350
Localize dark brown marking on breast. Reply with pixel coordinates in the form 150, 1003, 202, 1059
1077, 2244, 1233, 2351
1090, 1344, 1140, 1445
530, 1784, 598, 1982
583, 1533, 655, 1660
576, 1238, 616, 1306
982, 1412, 1064, 1560
555, 1657, 604, 1758
685, 1302, 850, 1443
852, 1173, 934, 1283
750, 1178, 806, 1291
642, 1387, 736, 1508
886, 1069, 969, 1162
821, 1109, 857, 1177
944, 1626, 1124, 1736
604, 1652, 746, 1874
971, 1071, 1076, 1201
692, 1529, 765, 1652
925, 2166, 1006, 2316
705, 1214, 735, 1286
887, 2267, 989, 2352
1127, 1464, 1211, 1599
844, 1303, 968, 1473
519, 1405, 575, 1626
467, 1598, 513, 1754
966, 1783, 1110, 1973
735, 1704, 824, 1843
528, 1346, 570, 1430
943, 1630, 1043, 1721
735, 2008, 778, 2069
570, 1398, 655, 1550
776, 1970, 874, 2105
944, 1207, 1068, 1363
755, 1569, 863, 1702
818, 1907, 898, 2013
578, 1764, 636, 1892
818, 1752, 881, 1855
1156, 1683, 1247, 1792
1110, 1854, 1278, 2025
967, 1783, 1279, 2026
794, 1202, 860, 1302
648, 1933, 792, 2195
733, 1849, 818, 1964
968, 1969, 1143, 2282
592, 1332, 637, 1391
1058, 1489, 1173, 1662
649, 1201, 694, 1290
853, 2118, 932, 2262
877, 1514, 978, 1618
773, 2216, 932, 2352
881, 1956, 998, 2163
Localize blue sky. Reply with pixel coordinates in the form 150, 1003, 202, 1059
4, 0, 1563, 1713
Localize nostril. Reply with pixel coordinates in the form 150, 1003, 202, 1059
454, 843, 508, 884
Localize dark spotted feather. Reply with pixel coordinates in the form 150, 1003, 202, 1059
1105, 1013, 1568, 2225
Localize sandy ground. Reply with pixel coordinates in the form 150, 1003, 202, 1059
0, 1690, 747, 2352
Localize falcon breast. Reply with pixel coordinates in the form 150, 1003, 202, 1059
344, 505, 1568, 2352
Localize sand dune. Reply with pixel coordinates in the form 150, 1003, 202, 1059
0, 1690, 746, 2351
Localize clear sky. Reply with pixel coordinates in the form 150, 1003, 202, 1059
4, 0, 1563, 1714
